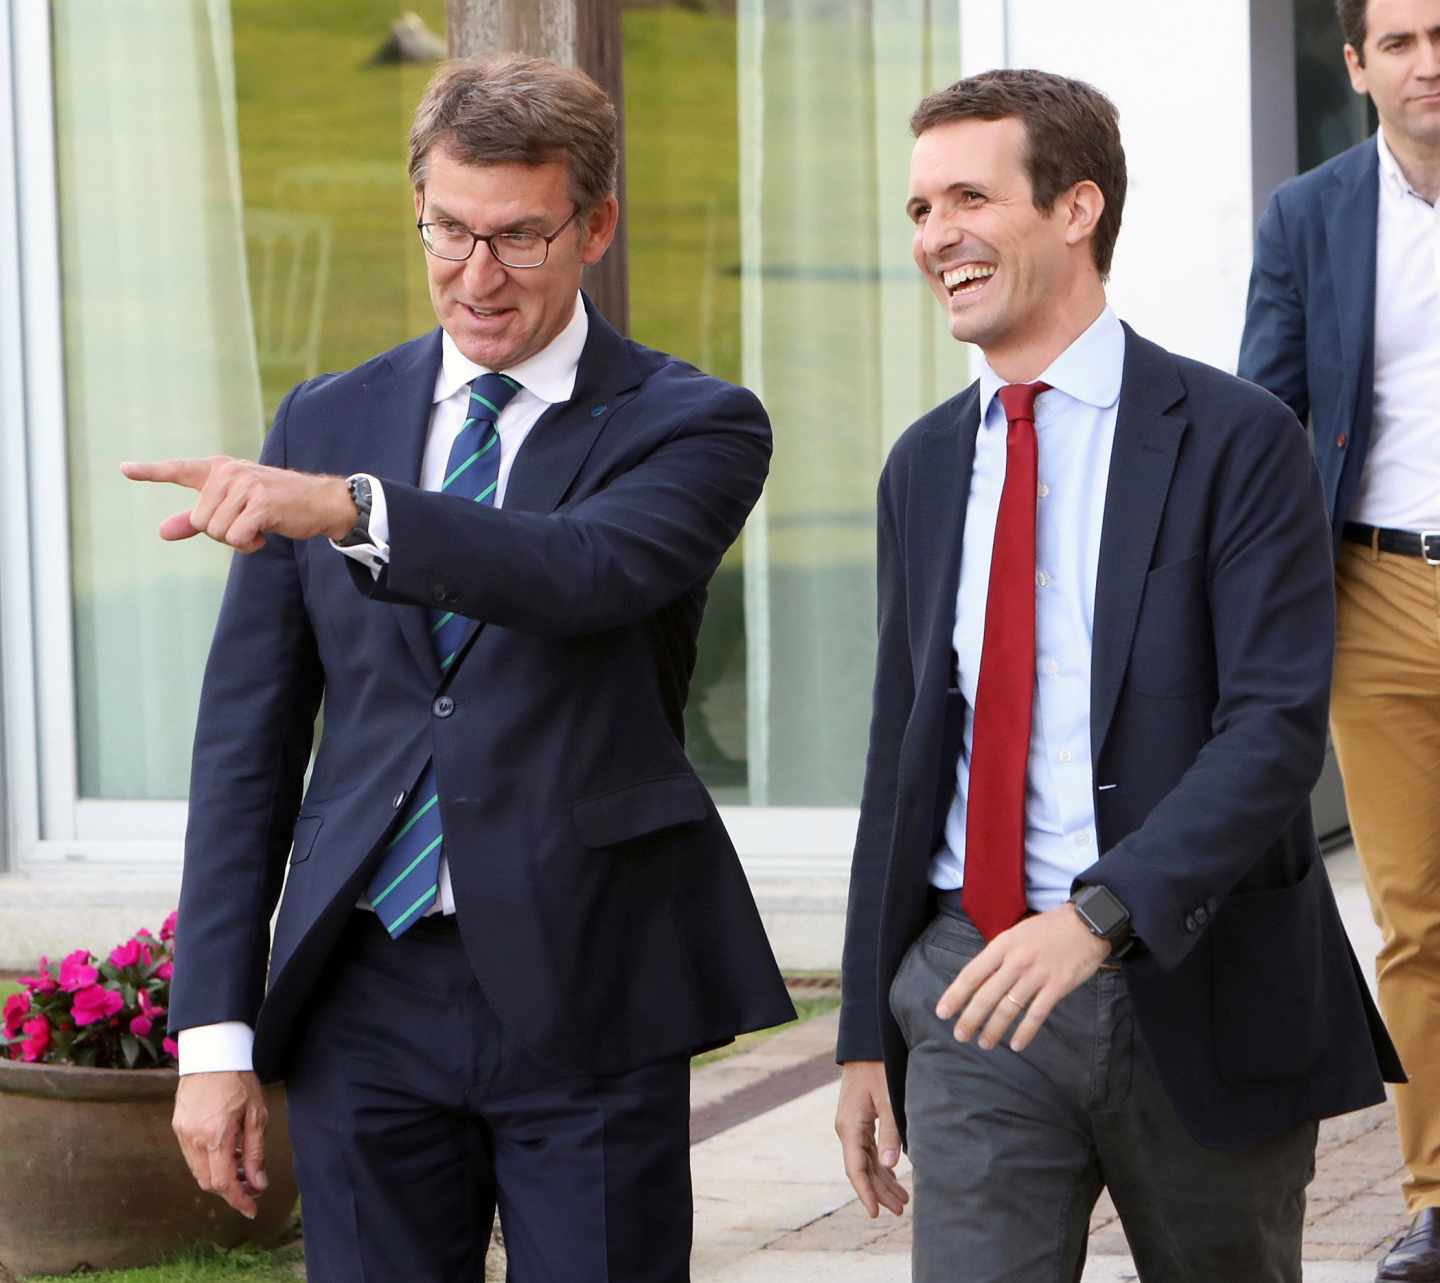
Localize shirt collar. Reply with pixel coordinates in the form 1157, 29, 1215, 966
976, 304, 1124, 428
1377, 128, 1410, 199
434, 292, 589, 406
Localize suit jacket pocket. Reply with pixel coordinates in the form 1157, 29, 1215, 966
571, 773, 710, 848
1128, 553, 1212, 697
1210, 857, 1323, 1084
288, 813, 324, 865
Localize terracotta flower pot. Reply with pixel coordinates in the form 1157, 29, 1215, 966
0, 1059, 297, 1277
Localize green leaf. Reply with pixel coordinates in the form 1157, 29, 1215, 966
122, 982, 138, 1008
121, 1034, 141, 1067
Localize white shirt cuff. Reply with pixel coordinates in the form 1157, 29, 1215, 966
330, 473, 390, 577
177, 1021, 255, 1075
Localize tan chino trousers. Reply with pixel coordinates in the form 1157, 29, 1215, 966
1330, 539, 1440, 1213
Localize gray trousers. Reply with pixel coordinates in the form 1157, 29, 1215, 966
889, 903, 1317, 1283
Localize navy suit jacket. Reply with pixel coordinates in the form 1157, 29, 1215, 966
1239, 137, 1380, 546
838, 324, 1402, 1150
170, 296, 794, 1080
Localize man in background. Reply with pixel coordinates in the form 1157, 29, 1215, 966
1240, 2, 1440, 1277
125, 54, 792, 1283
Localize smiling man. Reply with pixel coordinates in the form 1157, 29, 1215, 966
1240, 3, 1440, 1278
835, 69, 1402, 1282
121, 55, 793, 1283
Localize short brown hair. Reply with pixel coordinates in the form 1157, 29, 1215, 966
910, 69, 1127, 279
1335, 0, 1368, 60
408, 55, 619, 207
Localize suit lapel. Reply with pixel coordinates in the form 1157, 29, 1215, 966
912, 386, 981, 691
447, 297, 645, 663
1090, 327, 1187, 760
1324, 144, 1379, 423
361, 331, 444, 683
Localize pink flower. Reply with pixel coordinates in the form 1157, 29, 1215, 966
129, 1015, 154, 1038
109, 939, 143, 969
155, 961, 174, 982
20, 1015, 51, 1062
3, 991, 31, 1037
20, 957, 57, 995
71, 984, 124, 1027
159, 911, 178, 943
162, 1036, 179, 1058
138, 988, 166, 1020
59, 950, 98, 993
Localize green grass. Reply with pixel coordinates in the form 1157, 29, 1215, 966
22, 1244, 304, 1283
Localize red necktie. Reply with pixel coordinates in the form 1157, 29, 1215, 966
962, 381, 1050, 940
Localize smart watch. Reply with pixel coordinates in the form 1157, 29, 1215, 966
1070, 883, 1136, 958
337, 474, 373, 548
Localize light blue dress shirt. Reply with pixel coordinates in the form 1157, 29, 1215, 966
929, 305, 1124, 910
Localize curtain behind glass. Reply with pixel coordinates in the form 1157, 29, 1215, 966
739, 0, 966, 805
56, 0, 262, 798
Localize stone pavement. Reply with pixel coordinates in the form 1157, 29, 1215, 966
689, 844, 1411, 1281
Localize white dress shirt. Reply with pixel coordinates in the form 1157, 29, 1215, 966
1350, 128, 1440, 531
930, 305, 1123, 910
178, 295, 588, 1076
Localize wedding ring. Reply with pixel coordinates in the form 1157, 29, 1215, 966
1002, 993, 1025, 1011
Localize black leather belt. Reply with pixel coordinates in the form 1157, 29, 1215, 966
1343, 522, 1440, 564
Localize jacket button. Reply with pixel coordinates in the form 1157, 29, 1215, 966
392, 791, 406, 809
433, 695, 455, 718
1184, 913, 1198, 933
1336, 433, 1347, 448
1193, 905, 1209, 926
431, 584, 449, 605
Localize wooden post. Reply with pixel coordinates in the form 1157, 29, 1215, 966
445, 0, 629, 335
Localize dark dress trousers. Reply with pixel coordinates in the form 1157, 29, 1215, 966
839, 324, 1403, 1152
1238, 136, 1380, 540
167, 296, 794, 1278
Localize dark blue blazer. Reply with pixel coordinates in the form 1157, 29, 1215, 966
170, 297, 794, 1080
1239, 137, 1380, 546
838, 325, 1402, 1150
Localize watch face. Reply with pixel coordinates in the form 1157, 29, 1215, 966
1077, 886, 1128, 936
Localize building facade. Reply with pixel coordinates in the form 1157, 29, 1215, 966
0, 0, 1365, 967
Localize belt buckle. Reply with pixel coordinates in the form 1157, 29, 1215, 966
1424, 531, 1440, 566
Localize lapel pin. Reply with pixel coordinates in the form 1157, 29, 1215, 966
591, 403, 607, 418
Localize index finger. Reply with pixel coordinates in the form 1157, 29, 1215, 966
120, 458, 215, 490
935, 944, 1003, 1020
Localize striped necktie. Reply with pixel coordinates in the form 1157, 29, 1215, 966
364, 371, 522, 938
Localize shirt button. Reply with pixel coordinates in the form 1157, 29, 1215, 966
1036, 570, 1050, 588
1044, 660, 1059, 676
1037, 483, 1050, 499
392, 791, 406, 809
1058, 749, 1073, 763
1336, 433, 1347, 448
433, 695, 455, 718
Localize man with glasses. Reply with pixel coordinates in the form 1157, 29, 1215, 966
123, 54, 792, 1283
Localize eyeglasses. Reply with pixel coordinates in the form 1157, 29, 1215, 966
416, 203, 581, 269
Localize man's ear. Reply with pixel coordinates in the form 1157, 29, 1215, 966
579, 195, 621, 266
1063, 180, 1105, 253
1343, 42, 1368, 95
413, 186, 425, 222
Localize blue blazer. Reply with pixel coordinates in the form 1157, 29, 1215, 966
169, 297, 794, 1079
839, 325, 1401, 1150
1238, 137, 1380, 545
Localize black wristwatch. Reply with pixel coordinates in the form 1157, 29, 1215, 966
337, 474, 373, 548
1070, 884, 1136, 958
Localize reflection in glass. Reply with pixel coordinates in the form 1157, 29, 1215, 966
737, 0, 965, 805
1294, 0, 1375, 173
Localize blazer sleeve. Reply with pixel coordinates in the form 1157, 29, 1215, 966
1238, 191, 1310, 425
353, 381, 771, 637
1076, 397, 1335, 971
168, 384, 325, 1035
837, 467, 911, 1063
